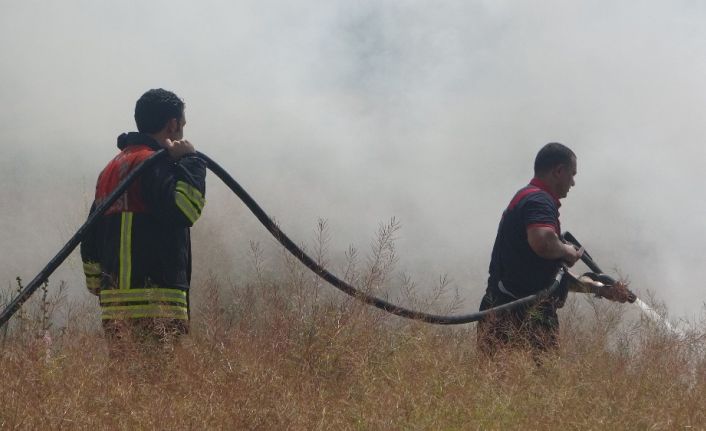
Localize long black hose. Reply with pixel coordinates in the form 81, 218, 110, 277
0, 150, 563, 328
0, 150, 168, 328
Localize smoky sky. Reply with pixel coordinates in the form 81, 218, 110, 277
2, 0, 706, 319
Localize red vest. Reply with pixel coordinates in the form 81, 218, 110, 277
95, 145, 155, 215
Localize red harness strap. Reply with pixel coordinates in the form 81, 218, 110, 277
505, 186, 560, 234
507, 186, 542, 211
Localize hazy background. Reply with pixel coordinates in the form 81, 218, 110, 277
1, 0, 705, 319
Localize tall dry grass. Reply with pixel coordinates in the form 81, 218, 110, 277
1, 219, 704, 430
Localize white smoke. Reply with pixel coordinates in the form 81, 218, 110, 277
1, 0, 705, 318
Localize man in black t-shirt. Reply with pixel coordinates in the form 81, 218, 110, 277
477, 143, 630, 355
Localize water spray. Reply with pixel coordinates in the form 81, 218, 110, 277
564, 232, 684, 337
633, 298, 685, 337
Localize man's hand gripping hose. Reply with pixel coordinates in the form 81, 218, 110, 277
563, 231, 637, 303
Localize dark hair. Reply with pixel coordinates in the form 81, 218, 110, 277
134, 88, 184, 133
534, 142, 576, 175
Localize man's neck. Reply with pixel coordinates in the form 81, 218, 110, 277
147, 132, 170, 149
530, 176, 561, 203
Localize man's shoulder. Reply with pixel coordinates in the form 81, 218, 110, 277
509, 186, 556, 211
522, 189, 556, 206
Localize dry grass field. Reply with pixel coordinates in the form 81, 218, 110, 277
1, 221, 704, 430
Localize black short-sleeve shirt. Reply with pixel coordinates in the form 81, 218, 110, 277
486, 179, 562, 298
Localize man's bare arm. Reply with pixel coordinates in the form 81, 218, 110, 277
566, 272, 601, 294
566, 271, 633, 303
527, 226, 581, 266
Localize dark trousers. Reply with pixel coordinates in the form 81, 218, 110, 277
477, 290, 560, 356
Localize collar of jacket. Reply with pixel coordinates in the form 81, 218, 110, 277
116, 132, 163, 151
529, 177, 561, 208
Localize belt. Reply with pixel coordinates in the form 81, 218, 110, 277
497, 280, 518, 299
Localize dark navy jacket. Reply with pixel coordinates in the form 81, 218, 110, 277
80, 132, 206, 295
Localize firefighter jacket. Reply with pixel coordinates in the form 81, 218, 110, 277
80, 132, 206, 321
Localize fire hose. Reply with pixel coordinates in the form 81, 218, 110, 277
1, 149, 634, 328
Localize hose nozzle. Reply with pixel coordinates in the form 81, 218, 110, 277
564, 231, 637, 303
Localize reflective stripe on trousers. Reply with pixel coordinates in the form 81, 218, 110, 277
99, 287, 188, 320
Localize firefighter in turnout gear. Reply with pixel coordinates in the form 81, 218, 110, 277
81, 88, 206, 346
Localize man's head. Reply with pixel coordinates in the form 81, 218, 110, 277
533, 142, 577, 199
134, 89, 186, 140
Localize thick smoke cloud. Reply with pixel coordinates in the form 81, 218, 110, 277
1, 0, 705, 318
